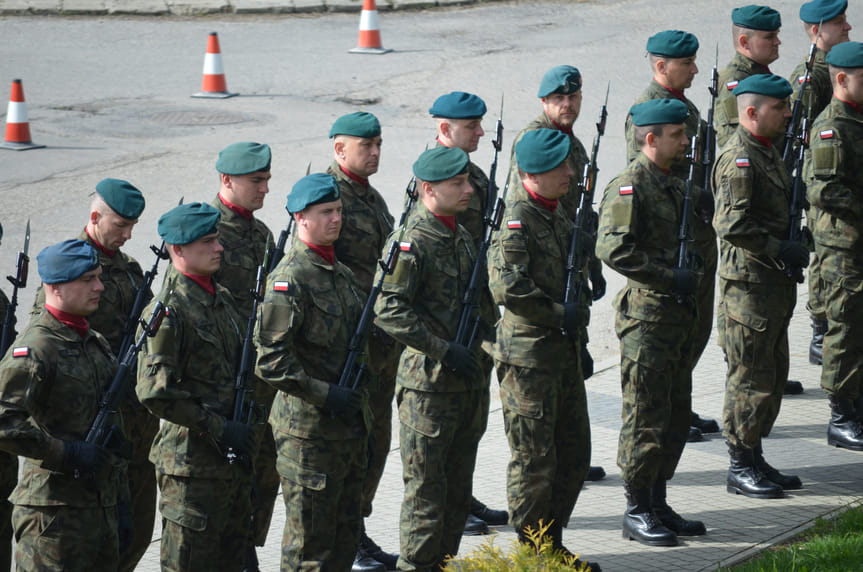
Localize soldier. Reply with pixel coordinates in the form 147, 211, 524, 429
789, 0, 853, 367
29, 178, 156, 571
430, 92, 508, 531
0, 222, 16, 572
506, 65, 607, 479
804, 41, 863, 451
598, 99, 708, 547
625, 30, 721, 440
324, 112, 400, 571
713, 74, 807, 499
488, 128, 599, 571
136, 202, 252, 571
374, 146, 491, 571
210, 141, 278, 571
0, 239, 129, 570
255, 173, 371, 572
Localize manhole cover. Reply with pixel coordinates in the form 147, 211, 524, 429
146, 110, 251, 126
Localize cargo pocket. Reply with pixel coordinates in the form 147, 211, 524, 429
501, 384, 551, 457
725, 309, 768, 370
160, 502, 207, 532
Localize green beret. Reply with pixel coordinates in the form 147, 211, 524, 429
328, 112, 381, 139
95, 178, 145, 220
646, 30, 699, 58
629, 99, 690, 126
516, 129, 571, 174
732, 5, 782, 30
732, 73, 793, 98
412, 146, 470, 182
287, 173, 341, 214
800, 0, 847, 24
216, 142, 272, 175
429, 92, 487, 119
37, 239, 99, 284
537, 65, 582, 98
826, 41, 863, 68
158, 202, 221, 245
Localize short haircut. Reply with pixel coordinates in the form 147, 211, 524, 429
633, 123, 665, 147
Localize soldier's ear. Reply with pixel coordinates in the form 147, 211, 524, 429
334, 140, 346, 157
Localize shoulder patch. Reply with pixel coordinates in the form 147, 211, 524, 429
819, 129, 834, 139
273, 281, 290, 293
12, 347, 28, 358
507, 220, 522, 230
399, 242, 411, 252
725, 80, 739, 90
619, 185, 634, 195
736, 158, 750, 168
797, 75, 809, 84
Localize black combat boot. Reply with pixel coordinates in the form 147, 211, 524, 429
462, 513, 489, 536
241, 546, 260, 572
622, 483, 678, 546
358, 528, 398, 570
586, 466, 606, 481
726, 442, 783, 499
470, 496, 508, 525
784, 380, 804, 395
353, 535, 386, 572
547, 522, 602, 572
809, 317, 827, 366
687, 426, 703, 443
691, 412, 720, 434
827, 396, 863, 451
651, 480, 706, 536
754, 442, 802, 490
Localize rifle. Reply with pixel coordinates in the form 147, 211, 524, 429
1, 220, 29, 356
785, 107, 812, 284
483, 96, 504, 223
674, 125, 701, 303
782, 21, 821, 173
702, 45, 719, 193
268, 218, 293, 273
227, 242, 272, 464
562, 85, 609, 331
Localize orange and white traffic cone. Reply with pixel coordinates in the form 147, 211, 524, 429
192, 32, 237, 99
1, 79, 45, 151
349, 0, 391, 55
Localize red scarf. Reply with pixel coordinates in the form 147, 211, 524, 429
748, 130, 772, 148
433, 214, 457, 232
301, 239, 335, 265
84, 228, 115, 258
45, 304, 89, 337
181, 272, 215, 296
218, 193, 253, 221
526, 187, 559, 212
339, 165, 369, 189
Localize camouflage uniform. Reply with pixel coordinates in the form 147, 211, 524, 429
0, 310, 124, 571
487, 182, 590, 535
625, 81, 718, 383
211, 195, 280, 549
713, 126, 796, 449
714, 53, 771, 149
597, 153, 699, 488
805, 97, 863, 401
136, 272, 250, 572
30, 230, 157, 572
0, 290, 15, 572
374, 202, 491, 572
327, 162, 401, 518
254, 241, 370, 572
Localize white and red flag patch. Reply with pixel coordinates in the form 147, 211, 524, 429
12, 347, 29, 358
619, 185, 633, 195
273, 281, 290, 292
736, 158, 750, 168
399, 242, 411, 252
507, 220, 522, 230
798, 75, 810, 84
726, 80, 739, 90
820, 129, 835, 139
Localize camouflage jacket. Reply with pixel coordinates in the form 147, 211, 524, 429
327, 161, 395, 295
488, 182, 579, 368
789, 47, 832, 123
712, 126, 793, 284
254, 241, 369, 440
715, 52, 771, 149
136, 272, 244, 479
805, 97, 863, 260
597, 153, 696, 325
374, 202, 490, 392
0, 310, 123, 506
31, 230, 148, 356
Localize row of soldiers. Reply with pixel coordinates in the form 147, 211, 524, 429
0, 1, 861, 572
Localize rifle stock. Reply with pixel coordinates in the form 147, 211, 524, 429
1, 220, 29, 356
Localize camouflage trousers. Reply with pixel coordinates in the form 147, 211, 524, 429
807, 208, 826, 321
615, 313, 694, 488
248, 380, 279, 549
157, 470, 252, 572
396, 385, 489, 572
690, 239, 717, 370
12, 504, 119, 571
0, 452, 16, 572
118, 406, 159, 572
819, 251, 863, 400
276, 434, 367, 572
719, 279, 795, 449
496, 362, 590, 536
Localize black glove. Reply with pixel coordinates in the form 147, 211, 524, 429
118, 501, 133, 554
563, 303, 583, 334
442, 342, 480, 379
62, 440, 111, 476
778, 240, 809, 269
671, 268, 696, 296
581, 345, 594, 380
324, 385, 362, 417
590, 267, 606, 301
578, 230, 596, 259
221, 420, 254, 458
696, 188, 715, 221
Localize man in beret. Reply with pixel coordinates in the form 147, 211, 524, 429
374, 146, 491, 571
598, 99, 709, 548
254, 173, 371, 571
626, 30, 721, 441
210, 141, 278, 571
28, 177, 157, 571
0, 221, 16, 571
804, 41, 863, 451
136, 202, 252, 571
789, 0, 852, 368
324, 113, 400, 571
713, 74, 807, 499
488, 129, 599, 571
505, 65, 608, 480
0, 239, 128, 570
430, 92, 507, 532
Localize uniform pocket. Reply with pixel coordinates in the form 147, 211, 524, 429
160, 501, 207, 532
281, 458, 326, 492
